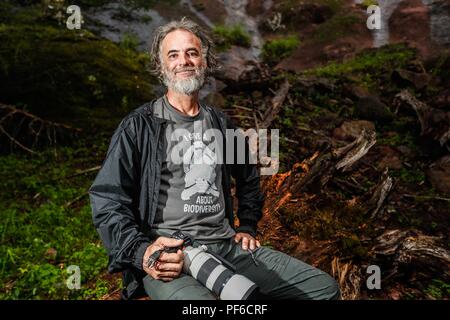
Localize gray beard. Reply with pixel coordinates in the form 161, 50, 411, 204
162, 67, 206, 95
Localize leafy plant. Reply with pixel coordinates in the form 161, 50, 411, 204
213, 24, 251, 50
262, 36, 300, 65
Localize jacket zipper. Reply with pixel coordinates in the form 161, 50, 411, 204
150, 118, 166, 226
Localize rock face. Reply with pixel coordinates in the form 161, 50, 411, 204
389, 0, 433, 57
275, 4, 373, 72
333, 120, 376, 141
215, 45, 265, 84
84, 2, 168, 52
427, 155, 450, 195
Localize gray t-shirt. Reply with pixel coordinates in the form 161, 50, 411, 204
151, 95, 235, 243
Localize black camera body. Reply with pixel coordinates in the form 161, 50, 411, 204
164, 230, 193, 253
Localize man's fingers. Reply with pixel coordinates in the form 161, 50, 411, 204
256, 240, 261, 247
156, 262, 183, 272
158, 271, 180, 278
234, 233, 242, 243
159, 251, 184, 263
249, 239, 256, 250
242, 237, 249, 250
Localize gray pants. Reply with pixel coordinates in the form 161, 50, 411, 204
143, 237, 340, 300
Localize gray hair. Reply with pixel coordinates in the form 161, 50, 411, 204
149, 17, 219, 81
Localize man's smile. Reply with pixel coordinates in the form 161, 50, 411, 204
176, 70, 195, 76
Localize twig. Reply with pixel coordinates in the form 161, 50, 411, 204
100, 287, 122, 300
253, 111, 259, 132
280, 136, 300, 144
403, 194, 450, 203
261, 80, 290, 129
0, 124, 36, 154
0, 103, 81, 153
65, 165, 102, 179
230, 115, 254, 119
64, 192, 88, 208
234, 105, 253, 112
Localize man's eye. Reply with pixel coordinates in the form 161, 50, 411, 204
169, 54, 177, 59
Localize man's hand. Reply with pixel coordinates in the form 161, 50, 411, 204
234, 232, 261, 251
142, 236, 184, 282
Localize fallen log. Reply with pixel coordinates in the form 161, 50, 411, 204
262, 128, 377, 214
372, 229, 450, 279
394, 90, 450, 150
261, 79, 291, 129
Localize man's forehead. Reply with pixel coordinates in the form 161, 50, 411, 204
161, 29, 202, 53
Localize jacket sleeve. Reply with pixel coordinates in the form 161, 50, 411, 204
88, 117, 151, 273
226, 116, 265, 238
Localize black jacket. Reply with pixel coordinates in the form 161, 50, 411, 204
88, 96, 264, 299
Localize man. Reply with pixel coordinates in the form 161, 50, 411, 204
89, 17, 340, 300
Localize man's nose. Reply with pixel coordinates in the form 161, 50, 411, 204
178, 52, 192, 66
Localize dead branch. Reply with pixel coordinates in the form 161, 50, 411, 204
0, 103, 82, 154
394, 90, 450, 149
334, 129, 377, 172
368, 168, 394, 220
331, 257, 361, 300
0, 124, 36, 154
293, 129, 376, 193
372, 229, 450, 278
395, 90, 429, 135
261, 80, 290, 129
65, 165, 102, 179
64, 192, 88, 208
262, 128, 377, 214
402, 194, 450, 202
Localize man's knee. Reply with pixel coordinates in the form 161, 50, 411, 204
316, 273, 341, 300
143, 274, 217, 300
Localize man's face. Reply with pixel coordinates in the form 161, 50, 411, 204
160, 29, 207, 95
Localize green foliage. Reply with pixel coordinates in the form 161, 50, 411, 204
0, 139, 112, 299
361, 0, 379, 8
308, 44, 415, 88
0, 22, 155, 120
119, 32, 140, 52
262, 36, 300, 65
425, 279, 450, 299
213, 24, 251, 51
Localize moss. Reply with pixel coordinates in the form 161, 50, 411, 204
313, 13, 361, 43
307, 44, 416, 88
361, 0, 379, 8
262, 36, 300, 65
0, 24, 155, 122
340, 234, 368, 258
213, 24, 251, 51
